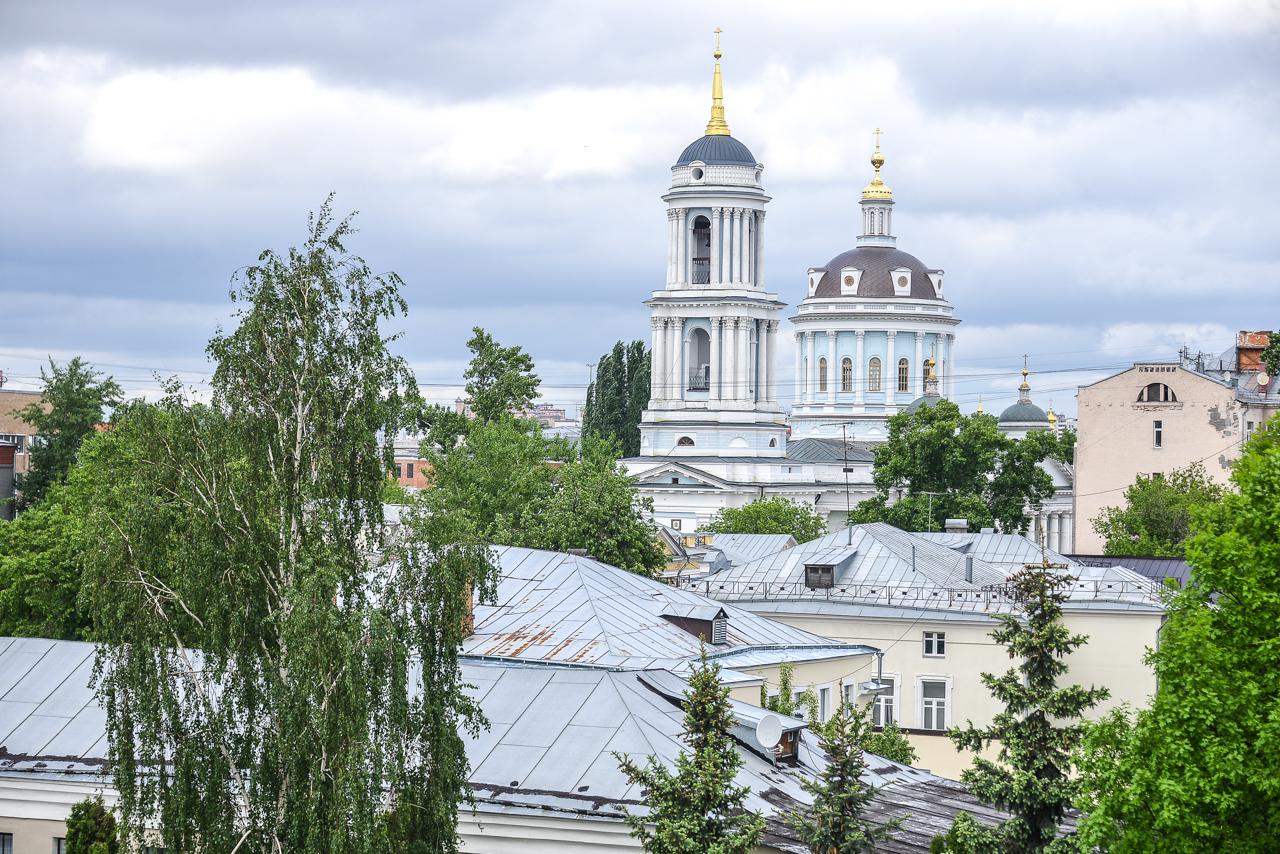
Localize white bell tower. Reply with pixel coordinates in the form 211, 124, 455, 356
638, 32, 788, 459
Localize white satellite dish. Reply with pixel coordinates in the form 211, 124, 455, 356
1258, 372, 1271, 388
755, 713, 783, 750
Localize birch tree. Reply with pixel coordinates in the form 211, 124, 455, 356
76, 199, 496, 853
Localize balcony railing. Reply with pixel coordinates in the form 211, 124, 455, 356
688, 366, 710, 391
691, 258, 710, 285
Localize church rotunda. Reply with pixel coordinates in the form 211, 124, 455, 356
789, 137, 961, 442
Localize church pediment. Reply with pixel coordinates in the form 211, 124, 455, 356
633, 462, 730, 491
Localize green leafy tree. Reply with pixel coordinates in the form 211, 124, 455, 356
616, 651, 765, 853
0, 482, 89, 639
705, 497, 828, 543
65, 795, 119, 854
1261, 330, 1280, 378
583, 340, 650, 458
12, 356, 121, 510
425, 418, 665, 575
1050, 427, 1076, 466
75, 200, 495, 853
462, 327, 540, 423
944, 561, 1109, 852
416, 402, 472, 452
1091, 461, 1225, 557
787, 703, 903, 853
850, 401, 1055, 534
1073, 417, 1280, 852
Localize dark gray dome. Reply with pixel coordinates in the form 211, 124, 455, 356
676, 135, 758, 166
999, 401, 1049, 424
905, 393, 944, 414
812, 247, 942, 301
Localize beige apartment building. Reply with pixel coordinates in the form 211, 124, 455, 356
0, 388, 42, 475
1074, 334, 1277, 553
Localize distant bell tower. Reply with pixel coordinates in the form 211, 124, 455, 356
637, 31, 788, 459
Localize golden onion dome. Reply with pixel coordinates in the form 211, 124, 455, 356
862, 128, 893, 200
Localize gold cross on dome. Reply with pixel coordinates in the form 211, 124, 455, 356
873, 127, 883, 148
714, 27, 722, 57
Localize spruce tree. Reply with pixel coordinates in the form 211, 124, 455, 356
584, 339, 650, 457
616, 651, 765, 853
942, 560, 1109, 852
787, 704, 902, 854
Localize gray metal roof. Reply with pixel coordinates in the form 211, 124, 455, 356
675, 134, 758, 166
783, 437, 877, 464
812, 247, 942, 301
0, 637, 1024, 851
465, 546, 870, 670
706, 533, 797, 563
1067, 554, 1191, 588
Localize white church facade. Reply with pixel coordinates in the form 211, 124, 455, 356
624, 39, 1074, 545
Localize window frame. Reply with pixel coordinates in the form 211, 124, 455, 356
841, 357, 853, 392
818, 357, 828, 393
1153, 419, 1163, 449
804, 564, 835, 589
922, 630, 946, 658
870, 673, 900, 728
917, 675, 952, 732
867, 357, 882, 392
897, 358, 910, 393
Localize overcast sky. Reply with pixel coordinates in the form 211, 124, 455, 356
2, 0, 1277, 416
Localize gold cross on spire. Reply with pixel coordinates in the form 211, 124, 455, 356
873, 127, 883, 149
714, 26, 722, 59
705, 28, 730, 136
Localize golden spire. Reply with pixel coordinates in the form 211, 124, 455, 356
977, 395, 985, 415
862, 127, 893, 200
705, 28, 731, 136
1018, 355, 1032, 402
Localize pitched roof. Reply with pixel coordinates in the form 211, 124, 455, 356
0, 637, 1024, 851
465, 546, 873, 670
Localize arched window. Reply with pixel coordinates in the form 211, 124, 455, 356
818, 357, 828, 393
1137, 382, 1177, 403
897, 358, 909, 392
841, 357, 853, 392
677, 436, 695, 446
868, 358, 882, 392
687, 327, 710, 390
691, 216, 711, 284
768, 438, 777, 447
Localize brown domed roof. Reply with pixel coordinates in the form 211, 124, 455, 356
812, 246, 942, 300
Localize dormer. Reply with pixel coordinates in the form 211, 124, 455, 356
890, 267, 912, 296
802, 549, 857, 590
839, 267, 863, 295
927, 270, 944, 298
807, 268, 821, 296
660, 604, 730, 645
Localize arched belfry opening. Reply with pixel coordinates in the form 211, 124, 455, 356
688, 327, 711, 390
691, 216, 711, 284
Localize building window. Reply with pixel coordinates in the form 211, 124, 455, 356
677, 436, 695, 446
804, 564, 835, 589
1246, 420, 1256, 440
818, 357, 828, 392
0, 434, 24, 452
54, 840, 67, 854
921, 680, 948, 730
0, 835, 10, 854
670, 519, 682, 530
923, 631, 946, 657
819, 686, 831, 721
872, 677, 896, 727
405, 462, 414, 479
868, 358, 882, 392
711, 615, 728, 645
841, 357, 853, 392
1153, 420, 1163, 449
395, 464, 403, 478
897, 358, 909, 392
1137, 382, 1177, 403
769, 438, 777, 447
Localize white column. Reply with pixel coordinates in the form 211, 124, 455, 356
914, 331, 925, 397
794, 333, 803, 407
738, 210, 748, 285
885, 331, 897, 404
827, 331, 837, 404
806, 332, 817, 404
748, 321, 758, 401
650, 317, 663, 402
945, 333, 956, 399
676, 209, 688, 286
1048, 514, 1060, 553
745, 212, 754, 286
1061, 513, 1073, 553
755, 211, 765, 289
854, 331, 865, 405
736, 318, 749, 401
726, 209, 737, 284
710, 207, 722, 285
762, 321, 774, 403
673, 319, 685, 401
709, 317, 721, 403
723, 319, 738, 400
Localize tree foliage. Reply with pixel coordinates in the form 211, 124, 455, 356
12, 356, 121, 510
75, 200, 495, 853
583, 340, 650, 458
65, 795, 120, 854
945, 561, 1108, 853
0, 482, 90, 639
849, 402, 1057, 534
616, 652, 765, 853
1073, 416, 1280, 852
1261, 330, 1280, 379
1091, 461, 1226, 557
462, 326, 540, 423
787, 703, 903, 854
705, 497, 828, 543
424, 417, 665, 574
